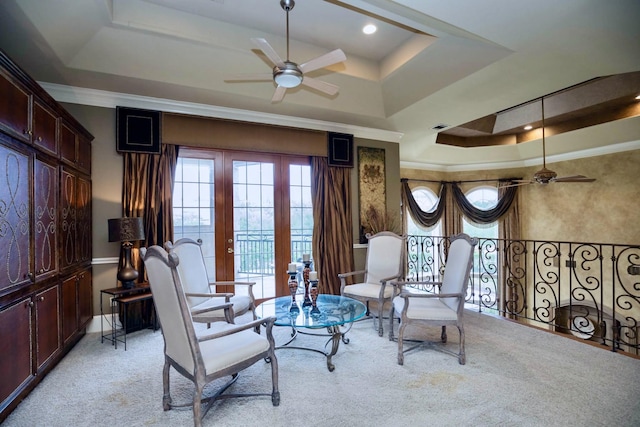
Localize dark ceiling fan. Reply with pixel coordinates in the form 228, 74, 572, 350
508, 97, 596, 187
225, 0, 346, 103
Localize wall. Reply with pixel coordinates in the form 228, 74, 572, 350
62, 103, 122, 315
61, 103, 401, 316
60, 101, 637, 317
401, 149, 640, 245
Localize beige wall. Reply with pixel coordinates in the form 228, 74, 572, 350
401, 149, 640, 245
61, 102, 638, 317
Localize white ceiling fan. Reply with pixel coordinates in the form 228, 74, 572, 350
225, 0, 346, 103
508, 97, 596, 187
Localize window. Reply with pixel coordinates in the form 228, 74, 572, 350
406, 187, 442, 281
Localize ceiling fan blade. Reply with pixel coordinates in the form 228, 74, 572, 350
225, 73, 273, 82
301, 76, 339, 96
554, 175, 596, 183
251, 38, 286, 68
299, 49, 346, 74
502, 181, 534, 188
271, 85, 287, 103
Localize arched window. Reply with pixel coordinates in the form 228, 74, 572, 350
462, 186, 498, 239
406, 187, 441, 237
405, 187, 442, 281
462, 186, 498, 311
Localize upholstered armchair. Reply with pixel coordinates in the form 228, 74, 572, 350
339, 231, 406, 336
389, 233, 477, 365
141, 245, 279, 427
165, 238, 256, 324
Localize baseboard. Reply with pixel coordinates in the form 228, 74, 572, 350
86, 315, 121, 334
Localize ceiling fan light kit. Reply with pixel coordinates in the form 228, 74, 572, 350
273, 62, 303, 88
226, 0, 346, 102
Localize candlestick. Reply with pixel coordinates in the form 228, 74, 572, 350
302, 253, 310, 262
309, 271, 318, 281
288, 262, 297, 273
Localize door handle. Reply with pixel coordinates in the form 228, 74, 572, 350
227, 248, 234, 253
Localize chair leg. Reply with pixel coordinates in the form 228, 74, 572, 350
397, 322, 406, 365
388, 306, 395, 341
193, 382, 205, 427
270, 349, 280, 406
458, 324, 466, 365
162, 359, 172, 411
441, 325, 447, 343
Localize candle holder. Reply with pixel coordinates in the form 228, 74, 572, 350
288, 269, 299, 311
302, 259, 312, 307
309, 279, 320, 315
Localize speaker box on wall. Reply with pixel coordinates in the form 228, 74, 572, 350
327, 132, 353, 167
116, 106, 162, 153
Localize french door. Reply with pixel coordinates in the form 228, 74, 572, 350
173, 148, 312, 301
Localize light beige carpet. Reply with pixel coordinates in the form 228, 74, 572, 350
5, 310, 640, 427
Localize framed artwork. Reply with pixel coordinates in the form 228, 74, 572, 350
327, 132, 353, 167
116, 106, 161, 153
358, 146, 386, 243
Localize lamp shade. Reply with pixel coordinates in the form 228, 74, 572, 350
108, 217, 145, 243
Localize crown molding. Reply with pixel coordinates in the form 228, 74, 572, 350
401, 139, 640, 172
38, 82, 403, 143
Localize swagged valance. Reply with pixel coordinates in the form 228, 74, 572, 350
401, 179, 519, 227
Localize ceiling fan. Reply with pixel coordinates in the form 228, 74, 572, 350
508, 97, 596, 187
225, 0, 346, 103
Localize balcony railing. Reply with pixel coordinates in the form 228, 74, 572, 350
406, 235, 640, 355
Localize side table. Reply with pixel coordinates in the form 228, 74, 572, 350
100, 284, 157, 350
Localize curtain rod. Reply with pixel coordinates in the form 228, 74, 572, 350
401, 177, 521, 184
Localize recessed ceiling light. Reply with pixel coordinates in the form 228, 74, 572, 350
524, 125, 533, 130
363, 24, 377, 35
635, 94, 640, 100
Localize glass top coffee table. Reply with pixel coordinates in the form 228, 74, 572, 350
256, 294, 366, 371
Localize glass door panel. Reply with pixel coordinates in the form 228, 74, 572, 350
232, 160, 275, 299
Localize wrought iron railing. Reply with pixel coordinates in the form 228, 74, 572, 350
235, 233, 312, 276
406, 235, 640, 355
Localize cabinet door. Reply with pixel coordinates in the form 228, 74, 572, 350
32, 99, 57, 155
0, 298, 33, 407
0, 72, 30, 143
34, 157, 58, 280
35, 285, 61, 371
78, 269, 92, 329
61, 275, 78, 344
60, 168, 76, 270
76, 176, 91, 264
77, 134, 91, 174
0, 142, 31, 293
59, 121, 76, 167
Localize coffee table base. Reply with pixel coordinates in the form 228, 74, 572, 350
276, 323, 352, 372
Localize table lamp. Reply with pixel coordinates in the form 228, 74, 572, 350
108, 217, 145, 289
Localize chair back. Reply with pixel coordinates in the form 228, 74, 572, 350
165, 238, 211, 308
365, 232, 406, 285
141, 246, 199, 374
440, 233, 477, 311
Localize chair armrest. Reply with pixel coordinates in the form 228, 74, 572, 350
185, 292, 233, 299
399, 291, 464, 299
209, 281, 256, 287
191, 302, 233, 316
338, 270, 366, 279
197, 316, 277, 342
390, 280, 443, 291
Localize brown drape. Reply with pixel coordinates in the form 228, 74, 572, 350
498, 184, 523, 319
122, 144, 179, 282
443, 183, 463, 238
311, 156, 354, 295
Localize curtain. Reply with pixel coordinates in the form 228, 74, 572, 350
401, 179, 446, 228
311, 156, 354, 295
122, 144, 179, 282
498, 184, 523, 319
451, 182, 518, 224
